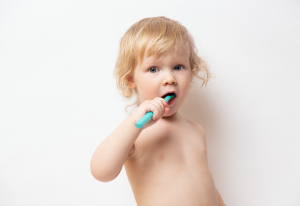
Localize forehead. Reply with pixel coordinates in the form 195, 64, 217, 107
141, 42, 190, 65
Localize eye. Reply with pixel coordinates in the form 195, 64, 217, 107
174, 65, 184, 71
148, 67, 159, 73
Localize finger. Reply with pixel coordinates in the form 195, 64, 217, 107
158, 97, 168, 106
164, 107, 170, 114
150, 102, 163, 120
152, 100, 164, 115
152, 99, 165, 116
158, 99, 168, 114
155, 97, 166, 110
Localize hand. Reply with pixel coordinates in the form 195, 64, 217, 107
131, 97, 170, 130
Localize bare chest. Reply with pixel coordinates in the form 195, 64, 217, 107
124, 121, 218, 206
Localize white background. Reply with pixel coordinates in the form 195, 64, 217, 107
1, 0, 299, 205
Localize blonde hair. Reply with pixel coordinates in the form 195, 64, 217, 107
113, 16, 212, 115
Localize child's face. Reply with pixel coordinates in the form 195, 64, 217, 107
129, 43, 192, 117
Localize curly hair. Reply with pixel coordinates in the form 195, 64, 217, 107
113, 16, 212, 116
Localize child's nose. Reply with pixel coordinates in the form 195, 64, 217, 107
162, 72, 177, 85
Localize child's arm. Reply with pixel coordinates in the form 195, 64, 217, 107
90, 116, 141, 182
90, 97, 168, 182
217, 188, 226, 206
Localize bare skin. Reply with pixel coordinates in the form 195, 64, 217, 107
90, 42, 226, 206
124, 111, 225, 206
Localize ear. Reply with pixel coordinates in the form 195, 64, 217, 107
127, 75, 136, 89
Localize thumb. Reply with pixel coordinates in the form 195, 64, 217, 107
164, 107, 170, 114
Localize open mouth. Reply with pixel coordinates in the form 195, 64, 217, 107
166, 96, 176, 105
161, 92, 176, 99
161, 92, 177, 105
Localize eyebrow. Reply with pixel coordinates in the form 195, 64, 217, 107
143, 58, 189, 67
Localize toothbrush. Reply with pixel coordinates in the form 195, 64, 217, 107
135, 94, 176, 129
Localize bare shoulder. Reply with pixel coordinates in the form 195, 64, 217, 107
127, 120, 173, 161
126, 120, 169, 160
184, 119, 208, 149
185, 119, 206, 135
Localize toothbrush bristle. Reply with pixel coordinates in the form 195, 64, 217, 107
168, 96, 175, 102
163, 94, 176, 102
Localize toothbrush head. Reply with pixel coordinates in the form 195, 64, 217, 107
164, 94, 176, 103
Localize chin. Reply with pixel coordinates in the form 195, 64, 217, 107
162, 110, 177, 117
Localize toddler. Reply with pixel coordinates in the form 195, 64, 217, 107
90, 16, 226, 206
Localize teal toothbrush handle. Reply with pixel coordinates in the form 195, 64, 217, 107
134, 112, 154, 129
135, 94, 175, 129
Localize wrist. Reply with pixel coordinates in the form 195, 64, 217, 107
128, 115, 142, 131
129, 113, 139, 124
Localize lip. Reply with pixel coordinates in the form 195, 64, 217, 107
161, 90, 177, 99
166, 96, 176, 105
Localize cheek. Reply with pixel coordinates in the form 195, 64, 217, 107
181, 82, 191, 98
136, 75, 160, 97
137, 76, 151, 90
178, 74, 191, 98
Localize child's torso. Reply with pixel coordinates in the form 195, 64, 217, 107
124, 118, 219, 206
